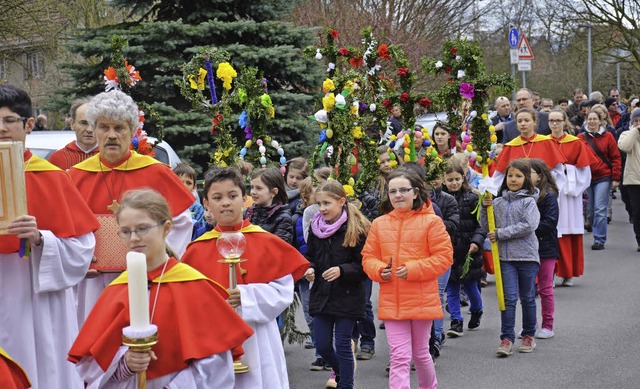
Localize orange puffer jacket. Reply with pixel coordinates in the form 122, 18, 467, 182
362, 202, 453, 321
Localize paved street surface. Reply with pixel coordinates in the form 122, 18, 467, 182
286, 198, 640, 388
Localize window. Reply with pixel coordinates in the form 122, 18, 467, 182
23, 52, 45, 80
0, 56, 6, 81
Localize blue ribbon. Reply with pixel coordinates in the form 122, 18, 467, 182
205, 60, 218, 105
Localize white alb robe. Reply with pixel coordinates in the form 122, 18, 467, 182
76, 347, 234, 388
235, 274, 294, 389
0, 230, 95, 389
557, 165, 591, 236
75, 210, 192, 326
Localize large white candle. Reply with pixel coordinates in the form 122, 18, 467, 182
126, 252, 150, 331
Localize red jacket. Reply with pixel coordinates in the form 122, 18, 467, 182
578, 130, 622, 181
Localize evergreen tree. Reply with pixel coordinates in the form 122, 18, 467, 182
57, 0, 322, 171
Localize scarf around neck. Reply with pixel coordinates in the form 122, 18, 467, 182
311, 208, 347, 239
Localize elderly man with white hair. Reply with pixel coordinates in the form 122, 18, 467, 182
69, 90, 195, 326
491, 96, 513, 143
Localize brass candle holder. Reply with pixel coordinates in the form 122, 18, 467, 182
122, 326, 159, 389
216, 232, 250, 374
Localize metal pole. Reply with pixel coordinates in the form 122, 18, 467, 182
512, 64, 516, 99
617, 62, 621, 92
587, 26, 592, 95
522, 71, 526, 89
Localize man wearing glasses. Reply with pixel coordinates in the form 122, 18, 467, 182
501, 88, 551, 143
0, 84, 100, 388
48, 98, 99, 170
68, 89, 194, 326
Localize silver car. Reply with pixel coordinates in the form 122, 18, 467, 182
25, 130, 181, 167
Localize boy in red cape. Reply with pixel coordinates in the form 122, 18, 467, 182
69, 189, 253, 388
182, 168, 309, 389
0, 84, 99, 389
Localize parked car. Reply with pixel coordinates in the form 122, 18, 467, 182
25, 131, 181, 167
415, 112, 449, 138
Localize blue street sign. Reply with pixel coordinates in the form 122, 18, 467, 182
509, 27, 519, 49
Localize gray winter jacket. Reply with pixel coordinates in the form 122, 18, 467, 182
480, 188, 540, 263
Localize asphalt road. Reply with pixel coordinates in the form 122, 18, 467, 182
285, 197, 640, 388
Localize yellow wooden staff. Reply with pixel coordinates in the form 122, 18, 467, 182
482, 164, 505, 311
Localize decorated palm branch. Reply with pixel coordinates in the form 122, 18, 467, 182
424, 38, 515, 310
103, 35, 162, 156
177, 49, 286, 170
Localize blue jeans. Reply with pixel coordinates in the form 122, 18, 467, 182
586, 177, 612, 245
297, 279, 320, 358
433, 267, 451, 340
352, 278, 376, 350
500, 261, 539, 342
314, 315, 356, 389
446, 279, 483, 322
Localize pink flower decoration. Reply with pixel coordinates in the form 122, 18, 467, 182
459, 83, 475, 99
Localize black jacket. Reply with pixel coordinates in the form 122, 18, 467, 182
445, 189, 486, 281
535, 191, 559, 259
245, 204, 293, 244
305, 223, 366, 320
430, 186, 460, 243
358, 190, 381, 221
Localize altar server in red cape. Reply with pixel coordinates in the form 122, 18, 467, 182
487, 108, 567, 195
69, 189, 253, 388
0, 347, 31, 389
182, 168, 309, 389
68, 90, 195, 326
548, 109, 595, 285
48, 98, 99, 170
0, 85, 99, 389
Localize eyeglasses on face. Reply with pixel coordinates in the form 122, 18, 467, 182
0, 116, 27, 127
388, 187, 415, 196
118, 221, 166, 239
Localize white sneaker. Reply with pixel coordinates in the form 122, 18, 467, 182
562, 278, 574, 287
536, 328, 555, 339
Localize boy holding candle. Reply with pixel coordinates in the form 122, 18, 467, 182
182, 167, 309, 389
69, 189, 253, 388
0, 84, 100, 389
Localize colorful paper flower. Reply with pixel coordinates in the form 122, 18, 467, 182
211, 113, 223, 134
216, 62, 237, 90
457, 69, 466, 79
188, 67, 207, 90
349, 56, 363, 68
343, 184, 355, 197
323, 78, 336, 93
419, 97, 432, 109
397, 67, 409, 77
338, 48, 349, 56
400, 93, 410, 102
382, 99, 392, 109
238, 111, 248, 129
444, 66, 452, 74
435, 61, 443, 68
459, 83, 475, 99
378, 44, 392, 60
125, 61, 142, 86
329, 29, 339, 38
352, 126, 364, 139
322, 93, 336, 112
450, 47, 458, 55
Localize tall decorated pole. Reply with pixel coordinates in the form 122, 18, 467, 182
424, 39, 515, 311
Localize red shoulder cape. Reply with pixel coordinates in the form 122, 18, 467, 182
0, 348, 30, 389
496, 134, 567, 172
68, 152, 194, 216
550, 134, 595, 168
48, 141, 99, 170
68, 258, 253, 379
182, 220, 309, 286
0, 150, 99, 254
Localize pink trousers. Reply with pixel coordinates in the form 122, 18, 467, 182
537, 258, 556, 330
385, 319, 437, 389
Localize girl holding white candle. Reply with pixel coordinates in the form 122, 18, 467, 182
69, 189, 253, 388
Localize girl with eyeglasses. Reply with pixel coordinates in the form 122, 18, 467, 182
548, 109, 594, 286
362, 168, 452, 389
69, 188, 253, 388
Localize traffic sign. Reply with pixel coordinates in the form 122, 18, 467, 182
517, 34, 534, 59
510, 49, 519, 65
518, 60, 532, 71
509, 27, 519, 49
